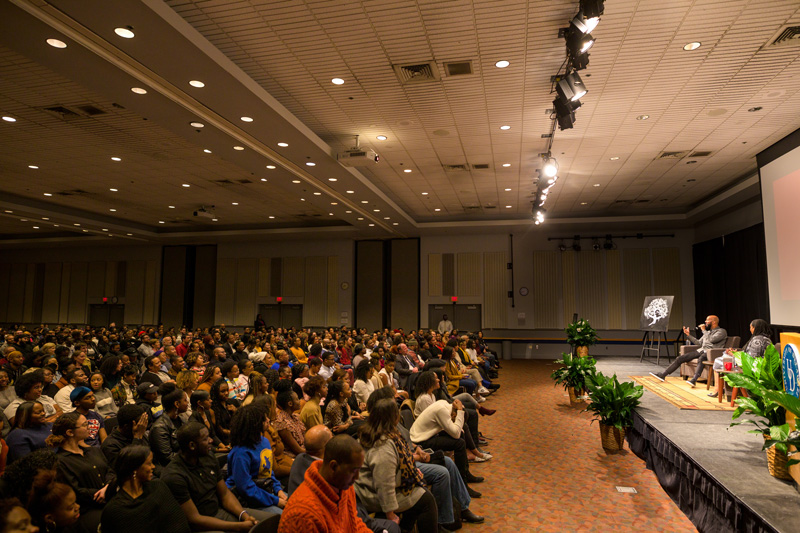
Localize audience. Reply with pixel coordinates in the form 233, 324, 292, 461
27, 470, 80, 533
300, 376, 327, 430
5, 402, 51, 464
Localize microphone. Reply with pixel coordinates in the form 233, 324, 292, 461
697, 324, 704, 328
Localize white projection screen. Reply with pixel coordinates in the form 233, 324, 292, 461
759, 134, 800, 327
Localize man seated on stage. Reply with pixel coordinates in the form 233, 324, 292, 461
650, 315, 727, 387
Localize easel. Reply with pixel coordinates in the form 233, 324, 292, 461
640, 330, 671, 365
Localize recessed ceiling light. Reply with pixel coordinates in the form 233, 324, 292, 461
233, 146, 245, 151
502, 163, 511, 167
331, 78, 345, 85
268, 216, 275, 219
422, 192, 428, 195
168, 205, 175, 209
328, 178, 337, 181
211, 218, 218, 222
203, 149, 212, 153
73, 223, 80, 226
593, 183, 601, 187
43, 193, 52, 196
495, 60, 510, 68
190, 122, 204, 128
232, 202, 239, 206
357, 217, 364, 221
32, 226, 39, 229
313, 192, 322, 196
102, 228, 108, 231
131, 87, 147, 95
434, 208, 441, 212
41, 217, 49, 220
500, 125, 511, 130
111, 157, 121, 161
240, 116, 253, 122
3, 210, 12, 213
126, 233, 133, 236
46, 38, 67, 49
28, 165, 38, 169
261, 178, 267, 182
376, 135, 387, 141
504, 188, 512, 191
373, 209, 380, 212
114, 27, 135, 39
20, 219, 28, 222
182, 184, 190, 187
345, 210, 352, 213
392, 222, 398, 226
82, 229, 88, 232
109, 188, 118, 192
109, 209, 116, 212
300, 198, 305, 201
331, 202, 338, 205
266, 165, 277, 169
609, 156, 620, 160
158, 221, 165, 224
368, 223, 375, 227
292, 180, 301, 184
2, 116, 16, 122
361, 200, 368, 204
383, 217, 390, 220
403, 169, 412, 173
580, 202, 588, 205
329, 212, 334, 216
346, 190, 354, 194
54, 225, 60, 227
306, 162, 316, 166
683, 42, 701, 51
636, 115, 649, 120
277, 142, 289, 147
505, 205, 512, 208
189, 80, 205, 88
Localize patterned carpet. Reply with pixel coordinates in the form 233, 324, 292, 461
462, 359, 697, 532
630, 375, 736, 411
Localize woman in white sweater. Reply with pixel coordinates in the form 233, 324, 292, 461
351, 360, 374, 408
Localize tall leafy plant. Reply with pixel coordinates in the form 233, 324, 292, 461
565, 318, 599, 347
550, 352, 596, 392
583, 372, 643, 430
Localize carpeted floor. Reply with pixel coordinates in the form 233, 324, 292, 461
629, 375, 736, 411
463, 359, 696, 532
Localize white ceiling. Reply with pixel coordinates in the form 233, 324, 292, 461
0, 0, 798, 244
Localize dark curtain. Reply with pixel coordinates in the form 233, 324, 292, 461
693, 224, 770, 341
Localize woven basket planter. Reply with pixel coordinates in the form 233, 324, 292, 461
577, 346, 589, 358
568, 387, 584, 405
600, 424, 626, 453
764, 436, 793, 480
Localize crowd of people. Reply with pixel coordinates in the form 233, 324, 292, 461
0, 320, 502, 532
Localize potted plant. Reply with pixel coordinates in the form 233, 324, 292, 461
551, 352, 596, 404
584, 372, 643, 453
565, 318, 599, 357
722, 345, 792, 479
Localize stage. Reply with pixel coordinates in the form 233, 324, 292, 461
598, 357, 800, 533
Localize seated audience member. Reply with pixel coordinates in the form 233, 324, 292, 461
278, 434, 374, 533
41, 363, 61, 400
70, 386, 106, 446
99, 355, 123, 390
0, 497, 37, 532
88, 371, 117, 420
53, 368, 89, 414
140, 355, 172, 387
4, 370, 62, 425
289, 338, 308, 365
46, 412, 115, 532
291, 364, 309, 401
101, 404, 148, 468
243, 371, 267, 406
270, 350, 293, 372
196, 364, 222, 393
189, 390, 229, 453
651, 314, 727, 386
5, 401, 52, 464
352, 361, 375, 407
210, 379, 234, 445
2, 352, 26, 387
323, 380, 363, 437
161, 422, 275, 532
150, 389, 189, 467
0, 371, 15, 411
300, 376, 327, 430
317, 351, 338, 381
110, 364, 138, 408
274, 390, 306, 457
27, 470, 81, 533
355, 398, 438, 533
175, 370, 199, 412
379, 354, 409, 400
254, 395, 294, 477
307, 356, 322, 379
135, 383, 162, 425
225, 404, 286, 514
100, 445, 190, 533
442, 347, 482, 402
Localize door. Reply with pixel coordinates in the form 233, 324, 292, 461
258, 304, 303, 329
258, 305, 282, 329
453, 304, 481, 333
88, 304, 125, 327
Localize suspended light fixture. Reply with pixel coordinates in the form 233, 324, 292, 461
556, 72, 587, 102
553, 96, 581, 130
571, 11, 599, 34
566, 28, 595, 55
542, 156, 558, 178
579, 0, 605, 19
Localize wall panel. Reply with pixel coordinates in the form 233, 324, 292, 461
42, 263, 62, 324
0, 263, 9, 323
193, 246, 217, 328
327, 256, 338, 326
355, 241, 384, 331
532, 251, 560, 329
7, 263, 26, 323
576, 252, 607, 328
428, 254, 442, 296
58, 263, 71, 323
652, 248, 683, 329
143, 261, 158, 324
124, 261, 146, 325
606, 251, 623, 329
390, 239, 419, 331
483, 252, 507, 329
303, 257, 327, 327
22, 263, 35, 323
67, 262, 88, 324
87, 261, 106, 299
258, 258, 271, 297
623, 249, 653, 329
160, 247, 187, 329
442, 253, 455, 296
234, 258, 258, 326
104, 262, 118, 297
282, 257, 305, 297
215, 258, 237, 325
457, 253, 481, 297
561, 251, 576, 326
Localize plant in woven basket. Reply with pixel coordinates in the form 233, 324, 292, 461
759, 389, 800, 466
550, 352, 596, 394
583, 372, 643, 430
565, 318, 599, 347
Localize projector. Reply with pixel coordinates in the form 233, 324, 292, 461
193, 207, 216, 219
337, 148, 380, 167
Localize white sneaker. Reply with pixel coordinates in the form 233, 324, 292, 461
649, 372, 665, 382
469, 455, 488, 463
480, 452, 493, 460
475, 396, 486, 403
478, 386, 491, 395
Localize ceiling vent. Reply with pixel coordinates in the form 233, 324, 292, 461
471, 163, 490, 170
689, 150, 713, 157
393, 62, 441, 84
443, 164, 468, 171
763, 25, 800, 49
75, 104, 106, 116
656, 150, 689, 160
214, 179, 235, 185
443, 61, 473, 76
237, 179, 253, 184
41, 106, 82, 121
56, 189, 88, 196
464, 205, 481, 211
483, 205, 497, 209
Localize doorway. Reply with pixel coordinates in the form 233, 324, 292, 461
88, 304, 125, 328
428, 304, 482, 333
258, 304, 304, 329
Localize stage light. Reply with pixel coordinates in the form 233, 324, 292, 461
533, 208, 545, 225
603, 234, 615, 250
556, 72, 587, 102
566, 27, 595, 55
569, 52, 590, 71
542, 157, 558, 178
571, 12, 599, 34
580, 0, 604, 19
553, 97, 581, 130
592, 239, 601, 251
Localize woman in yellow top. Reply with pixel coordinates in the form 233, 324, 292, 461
443, 347, 479, 398
289, 337, 308, 364
299, 375, 327, 430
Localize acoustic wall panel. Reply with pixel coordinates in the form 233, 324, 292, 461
160, 247, 187, 330
42, 263, 62, 324
0, 263, 9, 323
59, 263, 71, 323
124, 261, 146, 325
623, 249, 653, 329
258, 258, 271, 297
303, 257, 328, 327
31, 263, 45, 324
606, 251, 623, 329
652, 248, 683, 330
22, 263, 35, 323
282, 257, 305, 297
269, 258, 282, 297
390, 239, 419, 331
442, 253, 455, 296
215, 258, 237, 325
87, 261, 106, 299
234, 258, 258, 326
428, 254, 442, 296
457, 253, 481, 297
576, 252, 607, 328
355, 241, 384, 331
532, 251, 560, 329
327, 256, 338, 326
483, 252, 507, 329
143, 261, 158, 325
7, 263, 26, 323
561, 251, 576, 326
116, 261, 127, 298
193, 246, 217, 328
67, 262, 88, 324
104, 262, 118, 297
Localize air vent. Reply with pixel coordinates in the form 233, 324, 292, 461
689, 150, 712, 157
214, 179, 235, 185
56, 189, 89, 196
443, 164, 468, 171
393, 61, 441, 84
237, 179, 253, 184
483, 205, 497, 209
763, 25, 800, 48
41, 106, 82, 120
656, 150, 689, 160
635, 199, 650, 203
443, 61, 473, 76
471, 163, 490, 170
464, 206, 481, 211
75, 104, 106, 116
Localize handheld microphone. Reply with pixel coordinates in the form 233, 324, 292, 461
697, 324, 705, 329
